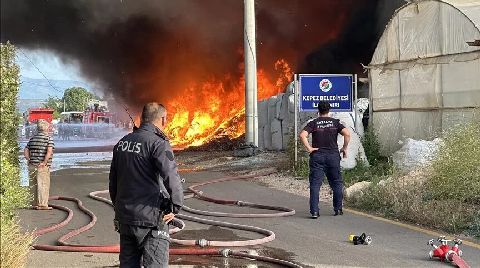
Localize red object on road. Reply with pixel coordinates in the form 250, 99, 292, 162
451, 254, 470, 268
428, 237, 470, 268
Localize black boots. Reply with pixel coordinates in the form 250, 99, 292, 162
311, 210, 343, 218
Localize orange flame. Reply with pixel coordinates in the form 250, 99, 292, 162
164, 59, 293, 147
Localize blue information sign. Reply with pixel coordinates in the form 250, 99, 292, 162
299, 74, 353, 112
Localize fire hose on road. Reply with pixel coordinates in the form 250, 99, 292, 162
183, 174, 296, 218
31, 173, 302, 268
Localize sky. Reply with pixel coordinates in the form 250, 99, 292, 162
16, 49, 88, 82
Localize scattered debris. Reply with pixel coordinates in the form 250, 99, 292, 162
233, 143, 260, 157
185, 135, 244, 152
345, 181, 372, 199
349, 233, 372, 245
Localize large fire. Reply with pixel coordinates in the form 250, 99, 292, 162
164, 59, 293, 147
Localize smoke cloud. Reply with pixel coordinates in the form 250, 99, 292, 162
1, 0, 401, 109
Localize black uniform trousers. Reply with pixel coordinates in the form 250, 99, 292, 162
119, 223, 170, 268
309, 151, 343, 214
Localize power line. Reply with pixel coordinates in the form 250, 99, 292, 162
20, 79, 60, 89
20, 75, 102, 94
17, 49, 63, 94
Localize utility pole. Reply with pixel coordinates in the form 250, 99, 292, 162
244, 0, 258, 146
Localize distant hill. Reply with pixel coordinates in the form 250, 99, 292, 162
19, 76, 94, 100
16, 99, 47, 114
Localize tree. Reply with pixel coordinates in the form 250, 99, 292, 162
44, 96, 62, 118
43, 87, 98, 118
1, 42, 32, 267
0, 42, 20, 164
62, 87, 95, 112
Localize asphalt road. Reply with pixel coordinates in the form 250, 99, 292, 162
18, 158, 480, 268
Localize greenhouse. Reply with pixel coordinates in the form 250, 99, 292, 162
368, 0, 480, 154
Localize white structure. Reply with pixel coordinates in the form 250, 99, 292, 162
368, 0, 480, 155
244, 0, 258, 146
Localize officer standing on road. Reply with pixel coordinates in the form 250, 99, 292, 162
109, 102, 184, 268
299, 101, 350, 219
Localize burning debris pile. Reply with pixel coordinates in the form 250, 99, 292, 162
1, 0, 401, 148
185, 135, 246, 152
165, 59, 293, 147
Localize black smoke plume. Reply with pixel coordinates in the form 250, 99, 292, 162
1, 0, 402, 109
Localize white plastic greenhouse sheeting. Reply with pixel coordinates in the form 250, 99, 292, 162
373, 108, 478, 154
369, 0, 480, 155
371, 0, 480, 66
371, 60, 480, 111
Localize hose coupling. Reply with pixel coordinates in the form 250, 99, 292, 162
220, 249, 232, 257
196, 239, 209, 247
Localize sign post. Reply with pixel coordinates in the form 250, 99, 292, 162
353, 74, 358, 132
294, 74, 355, 169
293, 74, 299, 171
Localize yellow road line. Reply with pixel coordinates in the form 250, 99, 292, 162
343, 207, 480, 249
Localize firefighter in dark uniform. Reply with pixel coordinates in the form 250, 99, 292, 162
109, 102, 184, 268
299, 101, 351, 219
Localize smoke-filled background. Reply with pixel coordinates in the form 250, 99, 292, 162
1, 0, 404, 108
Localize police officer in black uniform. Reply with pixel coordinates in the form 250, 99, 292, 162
109, 102, 184, 267
299, 101, 351, 219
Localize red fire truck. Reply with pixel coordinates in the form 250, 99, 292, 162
82, 100, 115, 124
25, 108, 54, 124
83, 110, 115, 124
23, 108, 55, 138
81, 101, 116, 138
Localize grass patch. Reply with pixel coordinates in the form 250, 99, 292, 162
347, 119, 480, 239
362, 127, 383, 166
347, 180, 480, 237
285, 132, 310, 178
0, 218, 33, 268
425, 121, 480, 204
342, 127, 397, 186
342, 159, 397, 186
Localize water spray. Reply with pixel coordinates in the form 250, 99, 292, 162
123, 104, 137, 130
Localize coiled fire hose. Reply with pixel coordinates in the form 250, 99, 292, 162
31, 173, 302, 268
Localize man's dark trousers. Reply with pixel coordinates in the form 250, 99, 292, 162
119, 224, 169, 268
309, 151, 343, 214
